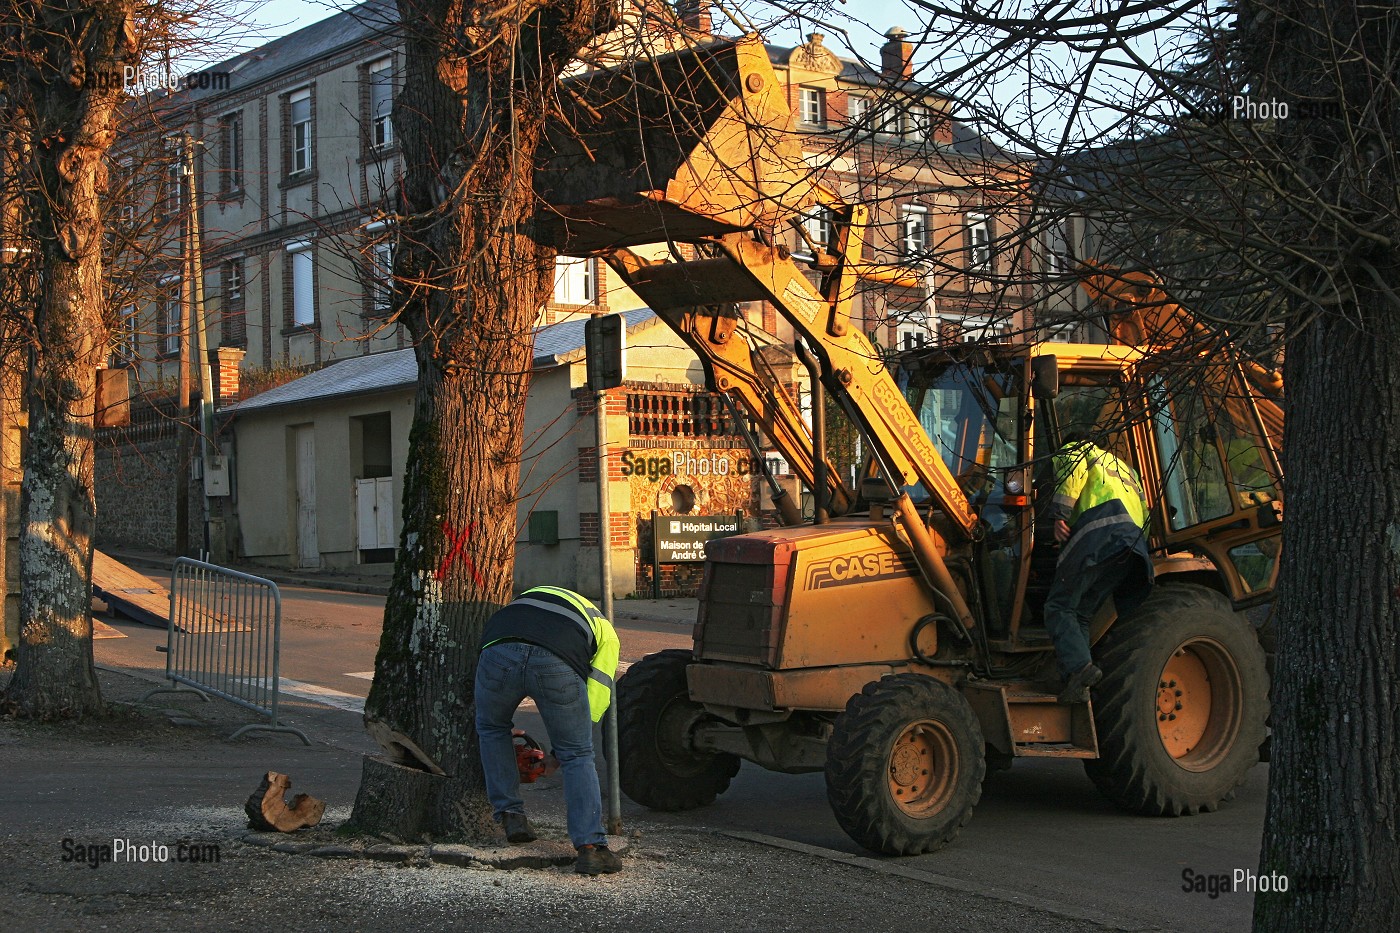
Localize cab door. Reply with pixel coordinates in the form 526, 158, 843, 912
1142, 365, 1283, 605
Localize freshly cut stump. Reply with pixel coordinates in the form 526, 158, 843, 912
245, 771, 326, 832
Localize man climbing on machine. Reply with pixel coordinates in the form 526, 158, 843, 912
1044, 433, 1155, 703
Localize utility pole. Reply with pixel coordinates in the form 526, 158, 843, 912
174, 135, 191, 556
183, 132, 216, 556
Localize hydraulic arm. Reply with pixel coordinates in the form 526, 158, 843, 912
538, 35, 985, 632
604, 248, 853, 521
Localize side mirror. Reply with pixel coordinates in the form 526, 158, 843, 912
1031, 355, 1059, 400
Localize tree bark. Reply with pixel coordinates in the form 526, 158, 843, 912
349, 0, 615, 841
1, 0, 137, 719
1249, 2, 1400, 927
1255, 299, 1400, 928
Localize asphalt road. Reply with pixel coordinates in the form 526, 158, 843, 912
94, 584, 1265, 933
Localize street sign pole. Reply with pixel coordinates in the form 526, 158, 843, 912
586, 312, 625, 836
595, 387, 623, 836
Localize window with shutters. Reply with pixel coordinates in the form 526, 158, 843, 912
1044, 222, 1067, 276
848, 95, 870, 126
160, 279, 182, 357
799, 87, 826, 127
369, 59, 394, 150
222, 259, 246, 346
878, 102, 902, 135
905, 104, 931, 141
220, 112, 243, 194
802, 206, 833, 249
288, 88, 312, 175
111, 304, 138, 366
163, 137, 184, 217
371, 241, 394, 314
895, 320, 931, 351
967, 212, 994, 273
939, 314, 999, 343
553, 256, 593, 305
288, 243, 315, 326
902, 205, 929, 257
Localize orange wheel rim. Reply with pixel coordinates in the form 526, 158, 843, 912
887, 720, 958, 817
1156, 637, 1243, 771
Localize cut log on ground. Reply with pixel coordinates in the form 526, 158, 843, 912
245, 771, 326, 832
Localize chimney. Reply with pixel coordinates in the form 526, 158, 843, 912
677, 0, 711, 34
212, 346, 245, 403
881, 26, 914, 81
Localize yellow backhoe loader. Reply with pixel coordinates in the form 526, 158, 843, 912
537, 37, 1282, 855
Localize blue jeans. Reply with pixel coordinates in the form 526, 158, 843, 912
474, 641, 605, 848
1043, 550, 1134, 678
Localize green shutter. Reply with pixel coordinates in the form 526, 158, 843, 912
528, 510, 559, 546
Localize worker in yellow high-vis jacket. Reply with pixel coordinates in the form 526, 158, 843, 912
475, 586, 621, 875
1045, 434, 1154, 704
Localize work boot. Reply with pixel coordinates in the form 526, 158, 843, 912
1058, 662, 1103, 704
574, 844, 622, 875
501, 812, 537, 844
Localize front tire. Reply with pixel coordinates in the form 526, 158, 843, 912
617, 649, 740, 811
825, 674, 984, 855
1085, 583, 1269, 815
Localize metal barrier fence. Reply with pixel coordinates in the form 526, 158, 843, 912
140, 558, 309, 744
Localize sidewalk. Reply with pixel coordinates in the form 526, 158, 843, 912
101, 546, 700, 626
1, 665, 1116, 933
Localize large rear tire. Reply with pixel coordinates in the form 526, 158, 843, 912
825, 674, 984, 855
1085, 583, 1268, 815
617, 649, 740, 811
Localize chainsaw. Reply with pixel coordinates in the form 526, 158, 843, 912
512, 729, 559, 783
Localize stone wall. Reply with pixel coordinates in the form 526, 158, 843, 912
94, 401, 205, 555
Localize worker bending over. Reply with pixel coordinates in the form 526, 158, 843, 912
475, 585, 622, 875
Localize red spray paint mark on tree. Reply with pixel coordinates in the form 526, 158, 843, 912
435, 521, 485, 586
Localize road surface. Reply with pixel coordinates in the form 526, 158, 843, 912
95, 584, 1265, 932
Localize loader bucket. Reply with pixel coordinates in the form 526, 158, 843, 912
535, 37, 814, 254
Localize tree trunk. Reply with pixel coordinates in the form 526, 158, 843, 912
1249, 2, 1400, 927
1, 1, 137, 719
1255, 299, 1400, 928
349, 0, 615, 841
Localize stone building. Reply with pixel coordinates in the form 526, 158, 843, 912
95, 3, 1043, 596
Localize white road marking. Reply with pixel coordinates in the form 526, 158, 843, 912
241, 677, 366, 714
345, 671, 374, 681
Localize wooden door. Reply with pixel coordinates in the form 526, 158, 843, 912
294, 424, 320, 568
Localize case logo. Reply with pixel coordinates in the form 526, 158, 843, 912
803, 552, 918, 589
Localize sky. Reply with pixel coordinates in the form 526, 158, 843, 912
216, 0, 1206, 149
226, 0, 930, 63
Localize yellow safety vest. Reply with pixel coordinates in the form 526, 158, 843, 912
520, 585, 620, 722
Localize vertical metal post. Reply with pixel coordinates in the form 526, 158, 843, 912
595, 388, 623, 835
651, 509, 661, 599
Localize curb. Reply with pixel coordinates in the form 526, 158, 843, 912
242, 830, 631, 871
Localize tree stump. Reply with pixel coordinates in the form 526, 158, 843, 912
347, 755, 445, 841
244, 771, 326, 832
